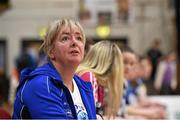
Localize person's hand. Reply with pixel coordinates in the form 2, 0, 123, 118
151, 102, 166, 109
145, 107, 167, 119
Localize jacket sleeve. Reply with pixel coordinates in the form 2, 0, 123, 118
21, 75, 69, 119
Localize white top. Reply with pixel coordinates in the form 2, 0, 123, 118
70, 79, 88, 119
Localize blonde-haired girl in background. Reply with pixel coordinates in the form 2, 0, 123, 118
76, 40, 124, 119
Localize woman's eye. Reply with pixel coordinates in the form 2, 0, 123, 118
76, 36, 83, 41
62, 36, 69, 41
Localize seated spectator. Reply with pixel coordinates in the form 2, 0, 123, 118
154, 51, 177, 95
121, 45, 167, 119
77, 40, 124, 119
12, 19, 96, 119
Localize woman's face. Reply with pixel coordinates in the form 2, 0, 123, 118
50, 25, 85, 67
123, 52, 137, 80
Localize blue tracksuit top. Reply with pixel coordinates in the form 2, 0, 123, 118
12, 62, 96, 119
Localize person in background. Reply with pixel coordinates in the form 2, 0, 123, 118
9, 48, 38, 105
139, 57, 154, 95
121, 45, 167, 120
139, 57, 152, 82
12, 19, 96, 119
146, 38, 163, 81
76, 40, 124, 119
154, 51, 177, 95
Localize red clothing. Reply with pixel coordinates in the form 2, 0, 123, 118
80, 72, 105, 107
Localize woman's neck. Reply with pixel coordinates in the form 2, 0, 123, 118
52, 61, 77, 92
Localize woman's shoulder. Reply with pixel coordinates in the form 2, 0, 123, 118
28, 75, 49, 83
22, 75, 62, 100
24, 75, 52, 90
23, 74, 62, 92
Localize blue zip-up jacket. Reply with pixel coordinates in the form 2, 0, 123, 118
12, 62, 96, 119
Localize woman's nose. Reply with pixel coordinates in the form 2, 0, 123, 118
71, 35, 77, 46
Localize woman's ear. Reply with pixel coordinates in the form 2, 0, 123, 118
48, 48, 55, 60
